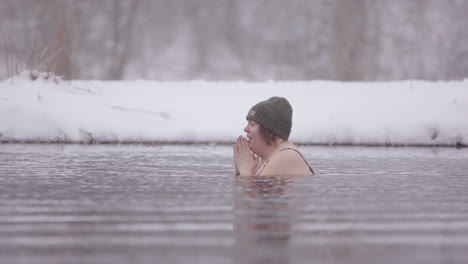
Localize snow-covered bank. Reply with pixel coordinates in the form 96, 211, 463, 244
1, 74, 467, 147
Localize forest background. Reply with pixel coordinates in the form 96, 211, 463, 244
1, 0, 468, 81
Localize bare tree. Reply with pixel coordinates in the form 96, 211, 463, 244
446, 0, 468, 79
50, 0, 74, 79
106, 0, 139, 80
330, 0, 369, 80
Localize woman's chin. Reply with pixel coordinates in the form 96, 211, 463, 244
249, 144, 258, 154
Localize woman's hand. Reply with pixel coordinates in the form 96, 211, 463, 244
233, 136, 259, 176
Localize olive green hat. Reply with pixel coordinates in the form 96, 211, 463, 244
246, 96, 293, 140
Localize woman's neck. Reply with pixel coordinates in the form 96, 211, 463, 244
262, 138, 287, 160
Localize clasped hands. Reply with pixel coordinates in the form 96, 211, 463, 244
233, 136, 259, 176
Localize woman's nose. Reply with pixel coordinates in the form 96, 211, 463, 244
244, 125, 249, 133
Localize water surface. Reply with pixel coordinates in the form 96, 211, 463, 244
1, 144, 467, 264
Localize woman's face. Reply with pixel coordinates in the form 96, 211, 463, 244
244, 120, 268, 156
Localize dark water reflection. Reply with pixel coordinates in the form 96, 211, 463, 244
1, 144, 468, 264
234, 175, 301, 264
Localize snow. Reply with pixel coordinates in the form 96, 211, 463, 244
1, 72, 467, 147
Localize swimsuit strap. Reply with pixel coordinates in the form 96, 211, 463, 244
280, 148, 315, 175
255, 159, 269, 176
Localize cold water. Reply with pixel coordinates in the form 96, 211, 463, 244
0, 144, 467, 264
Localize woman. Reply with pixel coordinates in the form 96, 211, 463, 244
233, 97, 315, 176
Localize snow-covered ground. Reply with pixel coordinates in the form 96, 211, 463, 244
1, 72, 467, 147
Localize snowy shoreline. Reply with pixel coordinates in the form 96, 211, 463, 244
1, 74, 467, 147
1, 133, 467, 148
1, 141, 466, 148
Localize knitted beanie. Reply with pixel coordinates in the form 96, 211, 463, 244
246, 97, 293, 140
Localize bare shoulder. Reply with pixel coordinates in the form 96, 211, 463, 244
259, 148, 312, 176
